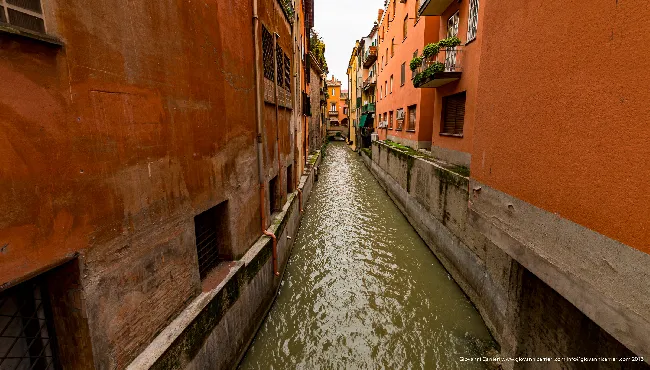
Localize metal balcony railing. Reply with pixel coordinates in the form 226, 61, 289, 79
413, 47, 464, 88
363, 75, 377, 90
362, 103, 376, 114
363, 46, 378, 68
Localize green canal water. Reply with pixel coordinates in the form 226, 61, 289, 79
239, 142, 496, 369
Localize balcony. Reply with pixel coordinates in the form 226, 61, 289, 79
363, 46, 378, 68
412, 47, 463, 88
329, 110, 339, 116
363, 75, 377, 91
418, 0, 455, 16
362, 103, 375, 114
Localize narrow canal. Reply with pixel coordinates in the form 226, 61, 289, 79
240, 142, 496, 369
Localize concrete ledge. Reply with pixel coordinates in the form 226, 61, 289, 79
469, 181, 650, 361
127, 152, 322, 370
363, 142, 650, 365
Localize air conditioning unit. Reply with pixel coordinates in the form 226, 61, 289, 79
396, 110, 405, 120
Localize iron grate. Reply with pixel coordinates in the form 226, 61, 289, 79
0, 280, 59, 370
262, 26, 274, 81
275, 44, 283, 86
283, 53, 291, 90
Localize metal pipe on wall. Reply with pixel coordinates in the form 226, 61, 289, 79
252, 0, 279, 276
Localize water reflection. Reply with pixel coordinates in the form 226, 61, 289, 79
240, 143, 495, 369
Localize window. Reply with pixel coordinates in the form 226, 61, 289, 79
194, 201, 231, 279
467, 0, 479, 42
384, 81, 388, 96
448, 11, 460, 38
331, 102, 336, 112
0, 277, 59, 370
390, 75, 393, 93
396, 108, 404, 130
276, 45, 284, 86
262, 26, 275, 81
385, 49, 388, 64
284, 53, 291, 90
407, 105, 416, 131
380, 86, 383, 99
412, 50, 418, 79
415, 0, 421, 22
0, 0, 46, 34
391, 38, 395, 57
392, 0, 396, 19
287, 165, 293, 194
332, 88, 335, 96
446, 12, 460, 71
441, 92, 466, 136
400, 63, 406, 86
403, 14, 408, 40
381, 56, 384, 70
389, 111, 394, 129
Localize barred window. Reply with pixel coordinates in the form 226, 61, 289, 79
389, 111, 393, 129
262, 26, 274, 81
441, 92, 466, 136
276, 45, 284, 86
467, 0, 479, 42
194, 201, 230, 279
0, 278, 60, 370
0, 0, 46, 34
284, 53, 291, 90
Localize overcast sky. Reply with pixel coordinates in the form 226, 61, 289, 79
314, 0, 383, 90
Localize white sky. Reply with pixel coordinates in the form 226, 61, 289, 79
314, 0, 384, 89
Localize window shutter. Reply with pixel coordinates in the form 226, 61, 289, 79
408, 105, 416, 130
442, 92, 466, 135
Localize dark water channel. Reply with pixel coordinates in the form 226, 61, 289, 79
240, 142, 496, 369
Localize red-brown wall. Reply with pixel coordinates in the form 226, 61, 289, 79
472, 0, 650, 253
0, 0, 296, 367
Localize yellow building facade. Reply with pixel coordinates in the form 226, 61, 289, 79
347, 42, 359, 150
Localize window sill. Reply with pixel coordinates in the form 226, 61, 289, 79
395, 129, 403, 132
465, 37, 477, 46
0, 23, 63, 46
439, 133, 464, 138
406, 129, 416, 132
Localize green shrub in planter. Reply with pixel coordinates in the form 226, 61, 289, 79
410, 56, 423, 72
422, 43, 440, 58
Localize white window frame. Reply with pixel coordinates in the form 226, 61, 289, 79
467, 0, 479, 43
0, 0, 47, 34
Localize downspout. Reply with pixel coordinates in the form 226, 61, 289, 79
253, 0, 279, 276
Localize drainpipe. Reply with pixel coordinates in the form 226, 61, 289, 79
253, 0, 279, 276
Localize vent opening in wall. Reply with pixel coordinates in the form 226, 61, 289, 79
1, 0, 46, 33
269, 176, 280, 214
287, 165, 293, 194
194, 200, 231, 280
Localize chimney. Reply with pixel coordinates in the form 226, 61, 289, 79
378, 9, 384, 22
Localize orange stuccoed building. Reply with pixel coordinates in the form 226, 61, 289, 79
351, 0, 650, 364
